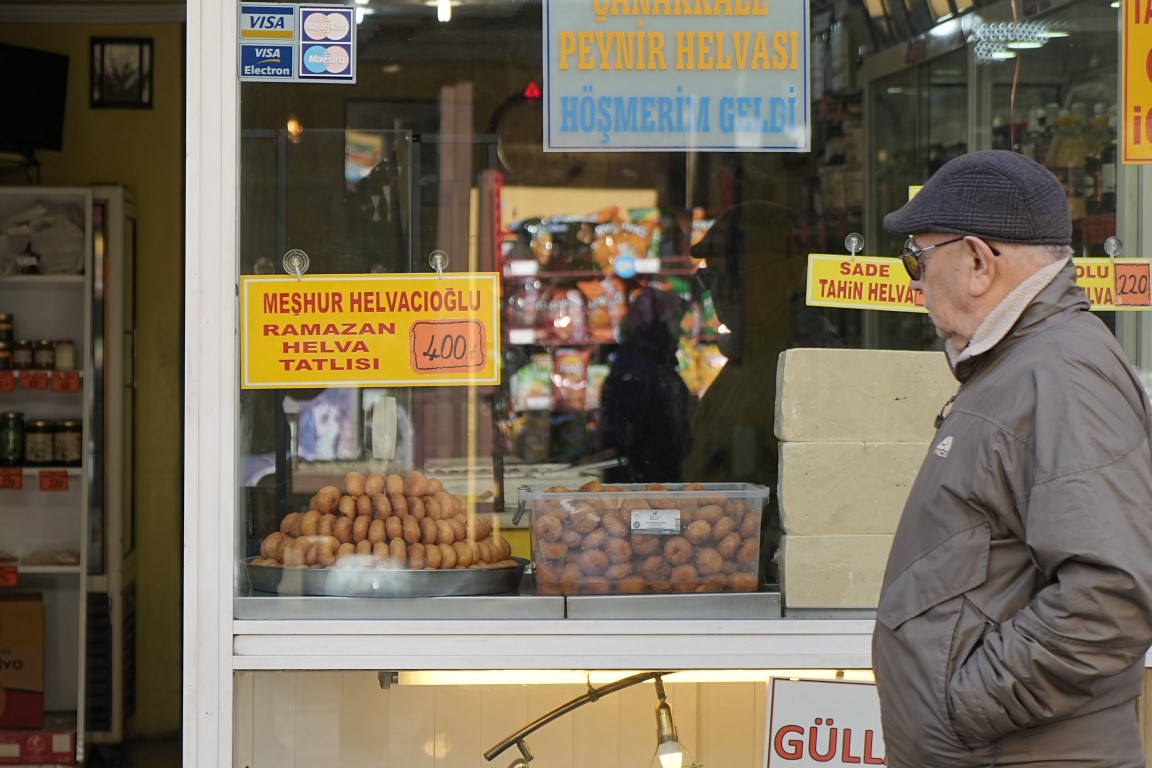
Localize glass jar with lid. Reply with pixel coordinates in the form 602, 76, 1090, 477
11, 340, 32, 370
24, 420, 55, 466
0, 412, 24, 466
53, 420, 82, 467
32, 340, 55, 370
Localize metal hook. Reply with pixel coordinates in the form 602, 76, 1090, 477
844, 233, 863, 262
1104, 236, 1123, 261
282, 249, 310, 281
429, 250, 448, 279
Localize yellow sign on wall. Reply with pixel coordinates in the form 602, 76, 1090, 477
1123, 0, 1152, 162
806, 255, 1152, 312
240, 273, 501, 389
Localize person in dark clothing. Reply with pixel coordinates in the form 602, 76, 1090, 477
599, 285, 691, 484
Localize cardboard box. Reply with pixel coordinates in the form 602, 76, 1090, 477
0, 594, 44, 729
0, 715, 75, 765
522, 483, 768, 595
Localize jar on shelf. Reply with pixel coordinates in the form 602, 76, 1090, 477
0, 341, 10, 371
0, 412, 24, 466
53, 339, 75, 371
32, 340, 54, 370
53, 419, 82, 467
0, 313, 12, 343
24, 420, 55, 466
11, 340, 32, 370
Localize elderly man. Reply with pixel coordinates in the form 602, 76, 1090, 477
872, 150, 1152, 767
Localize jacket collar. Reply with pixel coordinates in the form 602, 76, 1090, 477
950, 257, 1084, 381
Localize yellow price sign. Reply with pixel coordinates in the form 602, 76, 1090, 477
806, 255, 1152, 313
240, 273, 501, 389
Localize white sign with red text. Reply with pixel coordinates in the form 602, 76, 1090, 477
765, 678, 886, 766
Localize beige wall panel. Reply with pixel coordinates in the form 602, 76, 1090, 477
573, 684, 622, 768
775, 349, 955, 442
340, 671, 392, 768
479, 685, 532, 763
390, 686, 437, 768
252, 672, 299, 768
697, 683, 760, 768
668, 681, 700, 759
778, 442, 926, 534
525, 684, 578, 768
234, 672, 256, 768
436, 686, 484, 768
779, 534, 893, 608
295, 672, 343, 765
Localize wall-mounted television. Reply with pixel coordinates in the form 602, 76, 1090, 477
0, 43, 69, 157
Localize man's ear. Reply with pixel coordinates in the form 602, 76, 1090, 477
966, 236, 997, 297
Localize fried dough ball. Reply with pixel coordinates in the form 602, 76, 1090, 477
577, 549, 610, 576
372, 493, 392, 519
663, 536, 693, 566
695, 547, 723, 576
604, 561, 633, 581
352, 515, 371, 543
579, 479, 603, 492
260, 532, 286, 561
318, 513, 337, 537
536, 541, 568, 561
335, 542, 356, 565
421, 517, 438, 545
314, 486, 341, 515
602, 512, 629, 538
699, 574, 728, 593
405, 471, 430, 497
389, 493, 408, 518
560, 562, 584, 592
389, 538, 407, 566
300, 510, 321, 536
563, 529, 583, 548
279, 512, 299, 536
641, 555, 671, 582
356, 494, 374, 517
736, 539, 759, 570
338, 495, 357, 518
448, 518, 467, 542
425, 541, 443, 569
438, 543, 457, 569
436, 520, 455, 546
617, 574, 648, 593
711, 517, 736, 542
355, 539, 373, 557
580, 576, 613, 594
730, 572, 759, 592
604, 537, 632, 564
670, 564, 700, 592
365, 472, 387, 496
368, 519, 386, 545
684, 519, 711, 545
408, 542, 426, 570
384, 516, 403, 542
570, 506, 602, 534
344, 471, 366, 497
696, 504, 725, 525
717, 532, 742, 560
333, 516, 353, 544
385, 474, 405, 496
452, 541, 474, 568
739, 512, 760, 539
582, 528, 607, 551
427, 477, 444, 495
477, 539, 494, 564
631, 534, 660, 556
403, 516, 422, 545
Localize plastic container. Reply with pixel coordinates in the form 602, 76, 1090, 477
519, 482, 768, 596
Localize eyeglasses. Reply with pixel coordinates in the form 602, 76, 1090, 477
899, 236, 1000, 281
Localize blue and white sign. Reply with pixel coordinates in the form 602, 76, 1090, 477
240, 4, 295, 40
240, 44, 294, 81
298, 5, 356, 81
238, 3, 355, 83
543, 0, 810, 152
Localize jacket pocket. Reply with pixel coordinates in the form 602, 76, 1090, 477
874, 523, 995, 767
877, 523, 991, 631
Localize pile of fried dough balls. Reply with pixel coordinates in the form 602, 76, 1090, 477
252, 471, 515, 571
533, 481, 762, 594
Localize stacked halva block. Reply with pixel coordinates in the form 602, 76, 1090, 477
774, 348, 957, 609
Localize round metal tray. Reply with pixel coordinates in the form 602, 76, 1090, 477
243, 556, 528, 598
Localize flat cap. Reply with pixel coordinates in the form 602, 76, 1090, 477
883, 150, 1071, 246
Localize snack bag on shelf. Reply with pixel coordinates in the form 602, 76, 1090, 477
690, 207, 714, 249
578, 279, 615, 343
552, 347, 591, 412
511, 354, 553, 411
625, 207, 662, 258
676, 339, 700, 396
694, 343, 727, 397
585, 363, 610, 411
601, 277, 629, 341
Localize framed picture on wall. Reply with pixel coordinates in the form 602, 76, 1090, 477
91, 37, 153, 109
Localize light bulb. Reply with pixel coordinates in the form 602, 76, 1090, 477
437, 0, 451, 22
656, 740, 683, 768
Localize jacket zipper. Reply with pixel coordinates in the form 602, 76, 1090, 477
959, 619, 995, 669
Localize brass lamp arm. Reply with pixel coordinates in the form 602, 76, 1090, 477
483, 670, 676, 762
